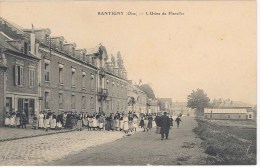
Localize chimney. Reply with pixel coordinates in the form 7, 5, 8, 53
30, 29, 36, 55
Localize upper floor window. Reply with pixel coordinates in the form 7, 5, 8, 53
82, 96, 86, 109
59, 64, 64, 84
45, 91, 50, 109
90, 74, 95, 91
82, 71, 86, 89
29, 67, 36, 87
44, 60, 50, 81
72, 68, 76, 87
90, 96, 94, 109
15, 65, 24, 86
71, 95, 76, 109
59, 93, 64, 109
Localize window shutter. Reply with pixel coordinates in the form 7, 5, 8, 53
14, 65, 18, 86
20, 66, 24, 86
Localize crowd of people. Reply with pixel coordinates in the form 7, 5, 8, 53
4, 110, 182, 137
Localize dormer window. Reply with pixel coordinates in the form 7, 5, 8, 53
24, 42, 28, 54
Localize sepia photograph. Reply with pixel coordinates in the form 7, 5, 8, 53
0, 0, 257, 166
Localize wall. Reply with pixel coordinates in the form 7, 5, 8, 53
39, 48, 97, 113
204, 113, 247, 120
0, 67, 6, 126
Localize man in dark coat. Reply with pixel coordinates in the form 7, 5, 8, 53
159, 112, 171, 140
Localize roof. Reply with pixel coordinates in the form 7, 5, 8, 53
0, 17, 24, 35
213, 101, 253, 108
0, 33, 40, 60
0, 33, 20, 52
86, 46, 100, 55
204, 108, 248, 114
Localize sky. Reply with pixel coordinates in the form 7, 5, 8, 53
0, 1, 256, 104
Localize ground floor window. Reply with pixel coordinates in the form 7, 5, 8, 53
6, 97, 12, 112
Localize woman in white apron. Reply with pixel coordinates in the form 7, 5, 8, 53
123, 115, 129, 133
92, 116, 98, 130
9, 112, 16, 128
38, 111, 44, 129
4, 112, 10, 127
132, 115, 138, 131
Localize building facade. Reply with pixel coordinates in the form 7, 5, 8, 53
0, 17, 129, 125
204, 99, 254, 120
127, 81, 147, 114
0, 17, 41, 124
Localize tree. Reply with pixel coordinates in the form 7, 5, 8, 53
187, 88, 210, 115
138, 84, 156, 99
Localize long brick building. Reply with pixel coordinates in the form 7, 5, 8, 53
0, 17, 129, 125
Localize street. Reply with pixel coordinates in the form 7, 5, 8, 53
46, 116, 207, 165
0, 116, 207, 166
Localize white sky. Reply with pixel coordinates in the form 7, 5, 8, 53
0, 1, 256, 104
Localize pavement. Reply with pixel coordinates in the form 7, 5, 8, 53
0, 125, 73, 142
0, 124, 144, 166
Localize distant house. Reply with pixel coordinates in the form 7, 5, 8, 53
172, 102, 195, 116
204, 99, 254, 120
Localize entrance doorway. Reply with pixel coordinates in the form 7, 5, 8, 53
18, 98, 35, 124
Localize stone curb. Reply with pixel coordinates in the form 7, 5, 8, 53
0, 129, 76, 142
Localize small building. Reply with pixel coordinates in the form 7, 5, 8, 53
204, 108, 254, 120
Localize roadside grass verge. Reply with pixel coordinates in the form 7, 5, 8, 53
193, 118, 256, 165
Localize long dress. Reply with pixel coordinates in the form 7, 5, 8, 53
143, 118, 148, 129
132, 117, 138, 128
44, 118, 50, 128
115, 118, 120, 130
98, 117, 104, 129
38, 113, 44, 128
88, 117, 93, 128
119, 117, 124, 130
15, 113, 21, 127
9, 113, 16, 127
4, 113, 10, 126
92, 118, 98, 128
123, 117, 129, 131
50, 118, 56, 129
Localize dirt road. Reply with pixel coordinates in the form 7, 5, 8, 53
46, 116, 207, 165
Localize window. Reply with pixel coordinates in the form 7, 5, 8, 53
90, 74, 95, 91
90, 97, 94, 109
45, 92, 50, 109
238, 115, 241, 119
72, 68, 76, 87
59, 64, 64, 84
44, 63, 50, 81
24, 42, 28, 54
117, 101, 120, 110
82, 96, 86, 109
228, 115, 230, 118
82, 72, 86, 89
71, 95, 76, 109
249, 114, 252, 118
59, 93, 63, 109
29, 68, 36, 87
107, 101, 110, 110
15, 65, 24, 86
